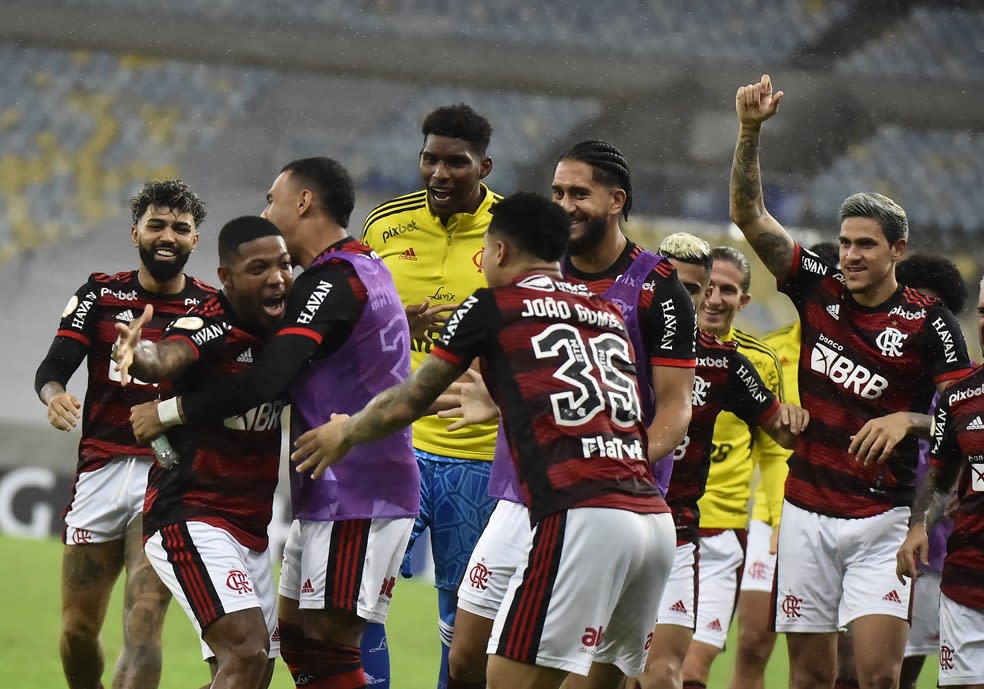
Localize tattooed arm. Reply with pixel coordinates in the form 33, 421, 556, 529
730, 74, 795, 283
126, 340, 197, 383
292, 355, 466, 478
112, 304, 197, 384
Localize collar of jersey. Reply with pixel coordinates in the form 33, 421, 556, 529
425, 183, 497, 230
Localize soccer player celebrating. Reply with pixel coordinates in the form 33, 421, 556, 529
34, 179, 214, 689
445, 140, 697, 689
897, 275, 984, 689
730, 74, 973, 689
640, 234, 808, 689
293, 192, 677, 689
683, 245, 789, 689
130, 158, 417, 689
362, 104, 502, 687
733, 242, 838, 689
894, 254, 968, 689
552, 139, 696, 490
112, 216, 292, 689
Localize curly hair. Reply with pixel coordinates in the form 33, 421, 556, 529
130, 179, 207, 226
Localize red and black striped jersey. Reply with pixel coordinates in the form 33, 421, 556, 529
667, 330, 780, 543
178, 238, 370, 423
930, 365, 984, 611
781, 244, 973, 518
143, 294, 282, 552
563, 242, 697, 369
49, 270, 215, 473
432, 272, 666, 524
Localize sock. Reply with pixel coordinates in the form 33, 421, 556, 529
447, 679, 485, 689
279, 619, 367, 689
360, 623, 389, 689
437, 588, 458, 689
279, 620, 304, 680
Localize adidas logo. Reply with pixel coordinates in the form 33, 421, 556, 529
116, 309, 135, 323
670, 600, 688, 614
708, 618, 723, 631
826, 304, 840, 320
301, 578, 314, 594
236, 348, 253, 364
968, 416, 984, 431
882, 590, 902, 604
399, 247, 418, 261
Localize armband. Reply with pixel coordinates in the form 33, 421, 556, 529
157, 397, 183, 428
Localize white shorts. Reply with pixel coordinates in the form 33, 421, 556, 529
145, 521, 279, 660
457, 500, 533, 620
693, 529, 746, 648
740, 519, 776, 594
939, 593, 984, 686
63, 457, 153, 544
774, 500, 911, 633
279, 517, 413, 624
489, 508, 675, 678
905, 571, 941, 658
655, 542, 698, 630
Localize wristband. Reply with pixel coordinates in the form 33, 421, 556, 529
157, 397, 183, 427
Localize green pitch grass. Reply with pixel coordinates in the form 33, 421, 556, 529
0, 535, 937, 688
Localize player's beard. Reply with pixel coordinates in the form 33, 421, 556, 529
567, 216, 609, 256
139, 246, 191, 282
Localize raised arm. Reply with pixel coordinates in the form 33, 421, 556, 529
730, 74, 795, 283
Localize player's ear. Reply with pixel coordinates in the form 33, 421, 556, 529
479, 156, 493, 180
297, 189, 313, 217
891, 238, 906, 261
217, 265, 231, 290
609, 188, 627, 218
130, 225, 138, 247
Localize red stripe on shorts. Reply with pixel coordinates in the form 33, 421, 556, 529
326, 519, 370, 612
161, 523, 222, 629
500, 511, 566, 663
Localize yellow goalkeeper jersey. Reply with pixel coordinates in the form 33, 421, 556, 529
362, 185, 502, 461
748, 319, 800, 523
697, 326, 789, 528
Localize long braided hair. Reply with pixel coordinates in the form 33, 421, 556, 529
557, 139, 633, 220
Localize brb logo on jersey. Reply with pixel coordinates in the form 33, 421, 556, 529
810, 334, 888, 399
875, 327, 907, 358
